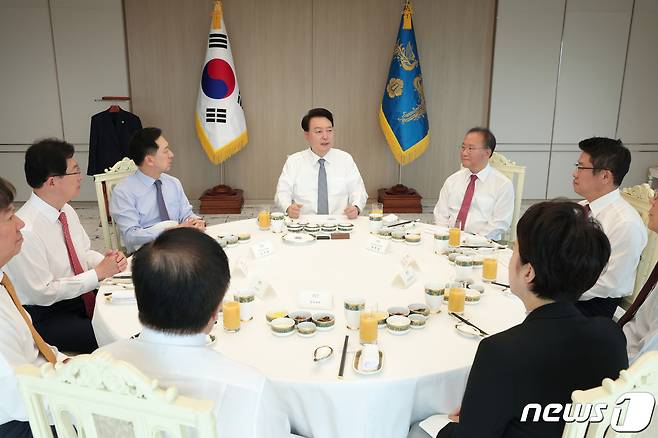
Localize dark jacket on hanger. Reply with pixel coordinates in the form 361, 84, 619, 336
87, 108, 142, 175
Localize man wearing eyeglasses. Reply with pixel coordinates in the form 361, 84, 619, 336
433, 127, 514, 240
572, 137, 647, 318
5, 139, 128, 353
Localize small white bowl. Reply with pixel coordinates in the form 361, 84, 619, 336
409, 314, 427, 329
296, 321, 317, 337
386, 315, 411, 334
387, 306, 410, 317
270, 317, 295, 336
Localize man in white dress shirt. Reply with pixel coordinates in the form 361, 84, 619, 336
620, 189, 658, 363
102, 228, 292, 438
433, 127, 514, 241
274, 108, 368, 219
6, 139, 127, 353
572, 137, 647, 318
0, 177, 64, 438
110, 127, 205, 253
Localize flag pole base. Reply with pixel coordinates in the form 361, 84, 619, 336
199, 185, 244, 214
377, 185, 422, 213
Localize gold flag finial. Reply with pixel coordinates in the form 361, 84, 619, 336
211, 0, 223, 30
403, 0, 413, 30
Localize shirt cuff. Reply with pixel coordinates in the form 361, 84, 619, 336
80, 268, 100, 292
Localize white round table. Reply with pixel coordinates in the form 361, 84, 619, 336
92, 216, 526, 438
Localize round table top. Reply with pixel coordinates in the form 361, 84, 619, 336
94, 215, 526, 383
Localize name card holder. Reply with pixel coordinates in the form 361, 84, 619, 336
400, 253, 420, 271
232, 257, 250, 277
249, 276, 276, 300
251, 240, 275, 259
366, 236, 389, 254
297, 290, 334, 309
393, 266, 417, 288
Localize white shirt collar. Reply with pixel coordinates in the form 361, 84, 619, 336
138, 326, 208, 347
306, 148, 334, 165
588, 188, 621, 217
467, 163, 492, 182
29, 192, 63, 224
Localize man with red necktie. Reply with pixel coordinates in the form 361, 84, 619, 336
433, 127, 514, 241
5, 139, 127, 354
620, 189, 658, 363
0, 177, 65, 438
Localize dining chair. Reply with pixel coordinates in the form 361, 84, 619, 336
620, 183, 658, 310
561, 351, 658, 438
489, 152, 526, 243
15, 350, 216, 438
93, 157, 137, 252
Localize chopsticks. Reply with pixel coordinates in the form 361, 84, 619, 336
492, 281, 510, 289
338, 335, 349, 379
450, 312, 489, 336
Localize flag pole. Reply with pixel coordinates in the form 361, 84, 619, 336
219, 162, 225, 185
398, 164, 402, 185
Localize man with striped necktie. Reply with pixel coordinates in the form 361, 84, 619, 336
0, 177, 64, 438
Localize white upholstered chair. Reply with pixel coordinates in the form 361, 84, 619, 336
562, 351, 658, 438
489, 152, 526, 243
15, 350, 216, 438
93, 158, 137, 252
620, 183, 657, 309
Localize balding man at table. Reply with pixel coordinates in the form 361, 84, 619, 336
274, 108, 368, 219
101, 228, 292, 438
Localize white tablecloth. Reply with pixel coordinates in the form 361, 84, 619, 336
92, 216, 526, 438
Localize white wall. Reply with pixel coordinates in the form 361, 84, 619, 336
0, 0, 129, 201
490, 0, 658, 199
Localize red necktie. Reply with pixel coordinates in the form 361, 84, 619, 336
59, 212, 96, 318
456, 174, 478, 230
618, 263, 658, 327
583, 203, 592, 218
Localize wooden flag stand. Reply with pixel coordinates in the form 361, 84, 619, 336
377, 184, 422, 213
199, 163, 244, 214
377, 165, 422, 213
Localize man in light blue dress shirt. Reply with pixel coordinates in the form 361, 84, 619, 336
110, 127, 205, 253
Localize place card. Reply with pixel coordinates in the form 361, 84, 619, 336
251, 240, 275, 259
249, 276, 276, 300
393, 266, 417, 288
400, 253, 420, 270
232, 257, 250, 276
366, 236, 389, 254
297, 290, 334, 309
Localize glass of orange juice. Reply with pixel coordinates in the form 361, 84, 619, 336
257, 205, 271, 230
359, 309, 378, 344
447, 286, 466, 315
222, 301, 241, 332
482, 256, 498, 282
449, 220, 461, 247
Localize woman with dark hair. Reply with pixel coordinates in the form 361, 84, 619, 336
412, 201, 629, 438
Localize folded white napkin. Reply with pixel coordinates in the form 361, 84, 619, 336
462, 233, 490, 246
382, 214, 398, 224
359, 344, 380, 372
105, 287, 136, 304
419, 414, 452, 436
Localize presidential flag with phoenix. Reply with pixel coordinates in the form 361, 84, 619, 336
379, 0, 429, 165
195, 0, 247, 165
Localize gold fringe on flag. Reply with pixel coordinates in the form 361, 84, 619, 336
195, 112, 248, 165
379, 105, 429, 165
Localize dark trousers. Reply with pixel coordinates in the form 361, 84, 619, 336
0, 421, 32, 438
25, 295, 98, 353
575, 297, 622, 319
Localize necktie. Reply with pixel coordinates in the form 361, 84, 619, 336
59, 212, 96, 318
317, 158, 329, 215
154, 179, 170, 221
455, 174, 478, 230
618, 263, 658, 327
583, 203, 592, 218
1, 274, 56, 364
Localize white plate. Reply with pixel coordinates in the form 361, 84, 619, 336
455, 322, 481, 338
352, 349, 384, 375
282, 233, 315, 245
386, 327, 410, 336
271, 329, 295, 337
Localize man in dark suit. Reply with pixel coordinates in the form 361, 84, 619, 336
409, 201, 629, 438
